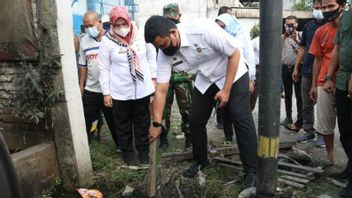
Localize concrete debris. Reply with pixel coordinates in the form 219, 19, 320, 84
122, 185, 134, 197
197, 170, 206, 188
238, 187, 256, 198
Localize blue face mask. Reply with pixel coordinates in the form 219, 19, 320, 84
313, 9, 324, 20
85, 26, 100, 38
216, 13, 241, 37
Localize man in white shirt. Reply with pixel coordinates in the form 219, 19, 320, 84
215, 13, 257, 145
79, 11, 117, 146
145, 16, 257, 189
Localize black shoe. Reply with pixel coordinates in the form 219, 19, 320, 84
185, 138, 192, 148
159, 132, 169, 151
139, 153, 149, 166
329, 171, 351, 182
280, 117, 292, 125
339, 182, 352, 198
123, 154, 136, 166
243, 173, 256, 190
183, 163, 206, 178
216, 123, 224, 130
159, 140, 169, 151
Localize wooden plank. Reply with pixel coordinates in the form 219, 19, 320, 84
216, 163, 243, 172
161, 146, 239, 161
146, 141, 157, 197
280, 175, 310, 184
213, 157, 242, 165
279, 141, 296, 150
278, 161, 324, 174
278, 169, 313, 180
278, 178, 305, 189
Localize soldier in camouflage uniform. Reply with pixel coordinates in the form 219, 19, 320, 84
159, 3, 193, 149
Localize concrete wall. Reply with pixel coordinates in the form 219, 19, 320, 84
52, 0, 93, 189
12, 143, 60, 197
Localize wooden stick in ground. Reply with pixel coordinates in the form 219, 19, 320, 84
147, 140, 157, 197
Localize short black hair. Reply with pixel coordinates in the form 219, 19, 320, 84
286, 15, 298, 22
144, 15, 177, 43
218, 6, 232, 16
337, 0, 346, 5
313, 0, 322, 4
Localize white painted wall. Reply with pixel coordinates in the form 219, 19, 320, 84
135, 0, 218, 30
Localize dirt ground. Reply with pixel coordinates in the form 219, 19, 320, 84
41, 96, 349, 198
158, 95, 348, 198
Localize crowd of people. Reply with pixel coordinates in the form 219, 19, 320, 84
75, 0, 351, 196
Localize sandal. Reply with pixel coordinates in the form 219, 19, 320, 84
284, 123, 300, 132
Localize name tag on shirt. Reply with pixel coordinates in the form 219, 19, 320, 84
172, 60, 183, 67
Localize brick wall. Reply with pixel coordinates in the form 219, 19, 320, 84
0, 62, 47, 151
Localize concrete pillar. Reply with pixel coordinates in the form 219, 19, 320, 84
50, 0, 92, 189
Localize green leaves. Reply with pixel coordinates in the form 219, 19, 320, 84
7, 57, 62, 125
292, 0, 312, 11
250, 23, 260, 40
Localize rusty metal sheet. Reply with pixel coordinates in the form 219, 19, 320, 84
0, 0, 38, 61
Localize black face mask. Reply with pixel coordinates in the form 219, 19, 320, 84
323, 7, 341, 22
161, 38, 179, 56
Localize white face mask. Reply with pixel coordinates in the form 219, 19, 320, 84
313, 9, 324, 20
115, 26, 130, 37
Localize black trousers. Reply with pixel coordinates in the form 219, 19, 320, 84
336, 88, 352, 177
190, 73, 257, 173
282, 64, 303, 127
82, 90, 117, 145
217, 66, 260, 141
112, 96, 150, 158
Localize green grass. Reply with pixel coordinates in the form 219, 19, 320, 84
40, 111, 344, 197
88, 135, 149, 197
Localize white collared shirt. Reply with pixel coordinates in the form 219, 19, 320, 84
234, 29, 256, 80
156, 19, 248, 94
98, 33, 155, 100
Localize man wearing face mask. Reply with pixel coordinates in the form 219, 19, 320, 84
215, 13, 257, 145
324, 4, 352, 197
78, 11, 118, 147
292, 0, 326, 145
281, 15, 303, 134
158, 3, 193, 150
145, 16, 257, 190
309, 0, 346, 164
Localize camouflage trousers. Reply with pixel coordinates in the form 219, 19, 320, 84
161, 72, 193, 138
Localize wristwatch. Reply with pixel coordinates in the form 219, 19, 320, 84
152, 121, 163, 128
325, 75, 333, 81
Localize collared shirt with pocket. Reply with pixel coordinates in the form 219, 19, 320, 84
156, 19, 248, 94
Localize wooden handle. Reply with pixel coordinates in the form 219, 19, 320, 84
146, 140, 157, 197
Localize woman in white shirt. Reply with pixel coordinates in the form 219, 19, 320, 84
98, 6, 155, 165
